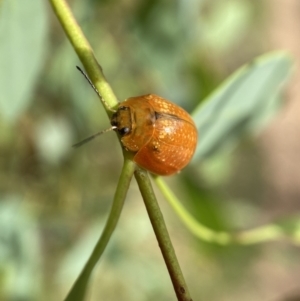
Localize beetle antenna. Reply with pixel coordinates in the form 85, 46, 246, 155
76, 66, 115, 112
73, 126, 117, 148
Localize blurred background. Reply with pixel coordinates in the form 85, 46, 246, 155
1, 0, 300, 300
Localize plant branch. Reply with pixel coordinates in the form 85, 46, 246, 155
153, 176, 298, 245
154, 176, 232, 244
48, 2, 195, 300
64, 158, 136, 301
49, 0, 118, 111
135, 167, 193, 301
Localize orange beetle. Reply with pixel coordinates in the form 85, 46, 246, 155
110, 94, 197, 175
74, 67, 198, 176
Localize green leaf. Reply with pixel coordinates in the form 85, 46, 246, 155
192, 52, 293, 160
0, 0, 48, 122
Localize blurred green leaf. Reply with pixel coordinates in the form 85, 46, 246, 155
201, 0, 252, 53
198, 152, 232, 186
192, 52, 293, 160
0, 197, 41, 301
0, 0, 48, 122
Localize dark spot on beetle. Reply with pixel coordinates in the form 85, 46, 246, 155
155, 112, 165, 120
155, 111, 182, 121
179, 287, 186, 294
152, 145, 160, 152
148, 110, 156, 125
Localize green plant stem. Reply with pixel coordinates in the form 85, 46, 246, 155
49, 0, 118, 111
154, 176, 232, 245
49, 1, 194, 300
154, 176, 290, 245
64, 158, 136, 301
135, 168, 193, 301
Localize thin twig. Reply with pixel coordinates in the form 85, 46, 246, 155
49, 0, 119, 112
135, 168, 193, 301
64, 159, 136, 301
